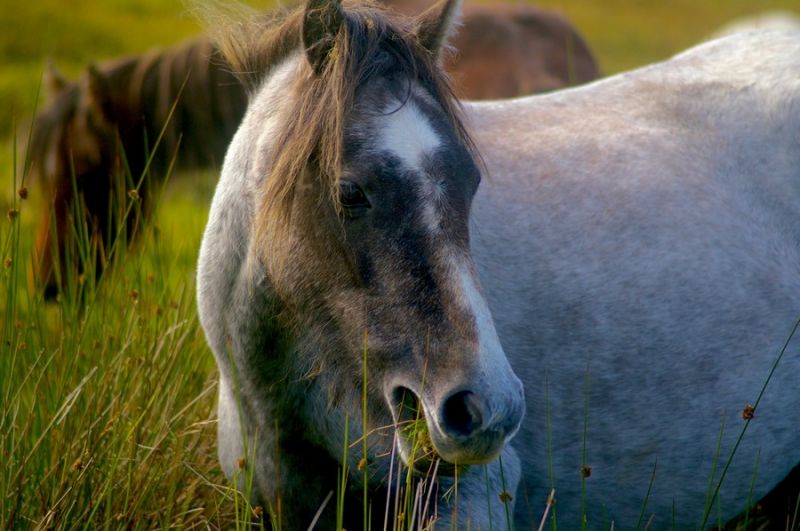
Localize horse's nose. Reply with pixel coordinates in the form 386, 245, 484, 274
429, 383, 524, 464
440, 389, 486, 438
387, 378, 524, 467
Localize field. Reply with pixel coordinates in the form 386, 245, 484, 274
1, 0, 799, 529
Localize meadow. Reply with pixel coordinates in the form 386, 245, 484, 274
2, 0, 799, 529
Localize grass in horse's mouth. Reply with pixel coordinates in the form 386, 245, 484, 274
393, 389, 469, 478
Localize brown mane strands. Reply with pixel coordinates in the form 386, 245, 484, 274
203, 0, 477, 269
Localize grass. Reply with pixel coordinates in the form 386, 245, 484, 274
1, 130, 240, 527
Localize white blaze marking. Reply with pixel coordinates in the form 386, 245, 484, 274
378, 101, 442, 173
456, 260, 506, 365
452, 259, 519, 430
378, 100, 445, 234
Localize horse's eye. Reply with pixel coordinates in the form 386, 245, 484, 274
339, 180, 371, 214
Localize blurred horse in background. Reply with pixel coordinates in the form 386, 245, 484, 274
27, 1, 598, 296
386, 0, 598, 97
29, 39, 245, 297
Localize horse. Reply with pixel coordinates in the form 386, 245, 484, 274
27, 2, 597, 298
385, 1, 599, 98
196, 0, 800, 528
28, 38, 246, 297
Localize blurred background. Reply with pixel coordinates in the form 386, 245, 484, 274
2, 0, 799, 280
2, 0, 800, 146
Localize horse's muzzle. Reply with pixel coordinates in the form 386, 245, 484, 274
389, 380, 525, 473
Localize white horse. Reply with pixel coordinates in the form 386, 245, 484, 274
197, 0, 800, 527
468, 27, 800, 528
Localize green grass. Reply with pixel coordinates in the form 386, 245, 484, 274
0, 149, 249, 527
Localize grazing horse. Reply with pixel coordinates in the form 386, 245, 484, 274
198, 0, 800, 528
29, 38, 246, 297
197, 0, 525, 528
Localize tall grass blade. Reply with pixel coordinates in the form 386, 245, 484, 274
700, 317, 800, 528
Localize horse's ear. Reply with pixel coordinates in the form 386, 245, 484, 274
86, 64, 110, 102
44, 60, 68, 98
84, 64, 113, 118
303, 0, 344, 75
416, 0, 462, 61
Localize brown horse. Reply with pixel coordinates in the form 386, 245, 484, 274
28, 2, 598, 296
386, 0, 599, 98
29, 39, 246, 297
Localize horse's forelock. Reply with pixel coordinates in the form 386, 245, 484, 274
241, 1, 477, 278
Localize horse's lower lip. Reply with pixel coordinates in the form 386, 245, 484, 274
393, 391, 458, 476
395, 429, 466, 478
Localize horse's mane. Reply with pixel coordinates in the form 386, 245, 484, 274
204, 1, 476, 241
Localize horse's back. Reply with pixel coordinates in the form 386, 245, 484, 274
125, 38, 247, 169
467, 31, 800, 527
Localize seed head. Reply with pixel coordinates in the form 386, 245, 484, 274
581, 465, 592, 478
129, 289, 139, 302
499, 490, 513, 503
4, 257, 11, 269
742, 404, 755, 420
7, 209, 19, 222
357, 458, 367, 471
128, 189, 140, 201
18, 187, 28, 200
253, 506, 263, 518
237, 457, 246, 470
72, 458, 83, 471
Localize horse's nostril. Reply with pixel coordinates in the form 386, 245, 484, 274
441, 390, 485, 438
391, 386, 422, 423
